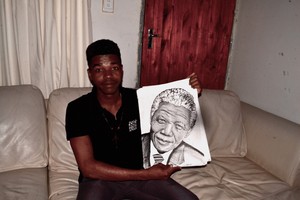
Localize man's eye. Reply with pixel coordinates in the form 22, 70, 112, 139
95, 68, 104, 72
175, 123, 185, 131
112, 66, 120, 71
156, 117, 167, 124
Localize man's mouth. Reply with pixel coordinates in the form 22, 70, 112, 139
156, 136, 172, 145
103, 81, 117, 86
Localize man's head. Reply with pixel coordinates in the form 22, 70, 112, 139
150, 88, 197, 153
86, 39, 121, 66
86, 39, 123, 95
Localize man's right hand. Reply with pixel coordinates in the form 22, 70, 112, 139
146, 163, 181, 180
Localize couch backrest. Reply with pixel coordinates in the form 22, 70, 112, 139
0, 85, 48, 172
47, 87, 91, 172
199, 89, 247, 158
241, 102, 300, 187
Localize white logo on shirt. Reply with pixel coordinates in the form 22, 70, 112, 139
128, 119, 137, 132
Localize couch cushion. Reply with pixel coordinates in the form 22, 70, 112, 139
0, 85, 48, 172
47, 87, 91, 199
48, 171, 79, 200
172, 157, 293, 200
264, 187, 300, 200
47, 87, 91, 172
199, 89, 247, 157
0, 167, 48, 200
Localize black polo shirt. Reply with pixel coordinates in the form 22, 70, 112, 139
65, 87, 144, 174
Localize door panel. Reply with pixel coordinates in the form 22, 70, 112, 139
140, 0, 236, 89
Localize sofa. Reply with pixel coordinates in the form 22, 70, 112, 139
0, 84, 299, 200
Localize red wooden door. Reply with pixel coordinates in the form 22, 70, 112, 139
140, 0, 236, 89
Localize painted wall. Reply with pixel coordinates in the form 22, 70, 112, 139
226, 0, 300, 124
91, 0, 143, 88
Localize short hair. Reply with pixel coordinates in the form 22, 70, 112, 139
150, 88, 197, 128
86, 39, 121, 66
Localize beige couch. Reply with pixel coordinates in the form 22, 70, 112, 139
0, 85, 299, 200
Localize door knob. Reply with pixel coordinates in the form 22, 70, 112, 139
148, 28, 158, 49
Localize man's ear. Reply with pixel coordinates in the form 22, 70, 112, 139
120, 64, 124, 73
184, 130, 193, 139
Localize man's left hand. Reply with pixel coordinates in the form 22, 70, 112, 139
188, 72, 202, 96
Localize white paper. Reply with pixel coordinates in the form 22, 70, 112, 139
137, 78, 211, 168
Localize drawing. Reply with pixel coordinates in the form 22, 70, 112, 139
137, 78, 211, 168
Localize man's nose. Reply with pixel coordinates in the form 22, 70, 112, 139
104, 69, 113, 78
163, 123, 173, 135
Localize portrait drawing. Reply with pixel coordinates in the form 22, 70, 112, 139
137, 78, 211, 168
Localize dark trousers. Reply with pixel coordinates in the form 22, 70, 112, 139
77, 178, 199, 200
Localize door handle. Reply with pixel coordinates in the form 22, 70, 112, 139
148, 28, 158, 49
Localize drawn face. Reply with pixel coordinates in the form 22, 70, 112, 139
150, 102, 192, 153
88, 54, 123, 96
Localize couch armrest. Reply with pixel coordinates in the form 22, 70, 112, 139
241, 102, 300, 187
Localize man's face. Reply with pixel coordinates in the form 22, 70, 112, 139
150, 102, 192, 153
88, 54, 123, 96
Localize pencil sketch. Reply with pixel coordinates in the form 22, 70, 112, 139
137, 78, 211, 168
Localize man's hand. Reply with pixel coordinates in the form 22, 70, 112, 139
146, 163, 181, 180
188, 72, 202, 96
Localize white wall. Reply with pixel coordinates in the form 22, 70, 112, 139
226, 0, 300, 124
91, 0, 143, 88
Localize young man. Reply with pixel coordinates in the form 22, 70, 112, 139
66, 39, 200, 199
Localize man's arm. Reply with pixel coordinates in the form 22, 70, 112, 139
70, 135, 181, 181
